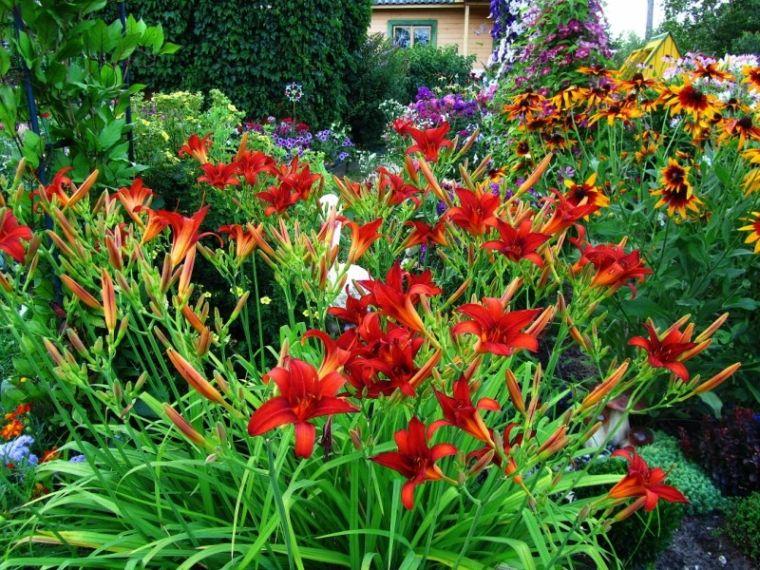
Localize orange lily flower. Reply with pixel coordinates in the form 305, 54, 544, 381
178, 134, 212, 163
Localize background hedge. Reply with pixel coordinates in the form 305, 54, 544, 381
114, 0, 371, 126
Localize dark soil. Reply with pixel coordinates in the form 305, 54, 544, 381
655, 513, 755, 570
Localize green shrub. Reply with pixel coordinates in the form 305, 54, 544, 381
133, 89, 244, 169
114, 1, 372, 128
393, 44, 476, 103
345, 34, 408, 148
725, 492, 760, 561
639, 432, 726, 515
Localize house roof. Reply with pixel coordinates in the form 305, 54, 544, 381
373, 0, 459, 5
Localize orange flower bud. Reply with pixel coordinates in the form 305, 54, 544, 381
116, 273, 132, 296
525, 305, 555, 337
693, 362, 741, 394
64, 170, 99, 210
444, 278, 471, 308
569, 325, 591, 351
417, 157, 451, 206
229, 291, 250, 322
580, 361, 629, 410
61, 275, 102, 310
181, 305, 206, 334
680, 338, 711, 361
178, 247, 196, 300
538, 425, 568, 456
43, 338, 64, 365
614, 496, 647, 522
213, 373, 230, 395
500, 277, 524, 306
159, 254, 173, 294
409, 349, 442, 390
167, 348, 224, 404
695, 312, 729, 343
101, 270, 117, 334
195, 328, 211, 356
505, 369, 526, 414
514, 153, 553, 200
153, 327, 171, 349
65, 328, 88, 356
163, 403, 208, 447
105, 235, 122, 270
468, 448, 495, 477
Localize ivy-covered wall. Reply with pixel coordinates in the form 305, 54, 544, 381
117, 0, 372, 126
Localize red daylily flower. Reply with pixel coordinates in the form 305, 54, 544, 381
218, 223, 265, 261
345, 218, 383, 264
377, 167, 422, 206
628, 322, 698, 381
371, 417, 456, 510
197, 162, 241, 189
609, 447, 688, 512
431, 378, 499, 443
143, 207, 210, 266
236, 150, 275, 185
178, 134, 212, 163
39, 167, 74, 203
116, 178, 154, 219
541, 191, 601, 235
248, 358, 358, 458
468, 423, 525, 479
0, 209, 33, 263
452, 297, 541, 356
482, 218, 549, 267
404, 123, 454, 162
343, 313, 429, 398
256, 183, 298, 215
402, 220, 448, 249
274, 157, 321, 202
359, 263, 441, 332
575, 243, 652, 296
447, 188, 500, 236
303, 329, 352, 379
393, 118, 414, 136
327, 293, 372, 326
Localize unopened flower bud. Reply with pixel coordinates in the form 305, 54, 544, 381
164, 404, 208, 447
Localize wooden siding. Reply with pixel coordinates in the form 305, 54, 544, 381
370, 6, 493, 69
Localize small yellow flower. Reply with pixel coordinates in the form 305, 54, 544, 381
260, 296, 272, 305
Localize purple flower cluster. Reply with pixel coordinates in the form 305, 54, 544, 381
411, 86, 480, 124
244, 118, 355, 163
517, 0, 611, 88
398, 85, 495, 139
0, 435, 38, 467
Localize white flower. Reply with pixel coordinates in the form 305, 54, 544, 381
327, 263, 370, 309
318, 193, 342, 218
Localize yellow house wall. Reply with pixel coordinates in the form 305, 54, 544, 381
369, 6, 493, 70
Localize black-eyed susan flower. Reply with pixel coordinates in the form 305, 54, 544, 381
652, 183, 702, 218
563, 173, 610, 209
661, 82, 721, 119
691, 61, 733, 82
742, 65, 760, 93
653, 160, 702, 218
719, 115, 760, 149
742, 169, 760, 195
661, 158, 690, 190
739, 211, 760, 253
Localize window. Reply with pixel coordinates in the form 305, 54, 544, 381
388, 20, 437, 48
